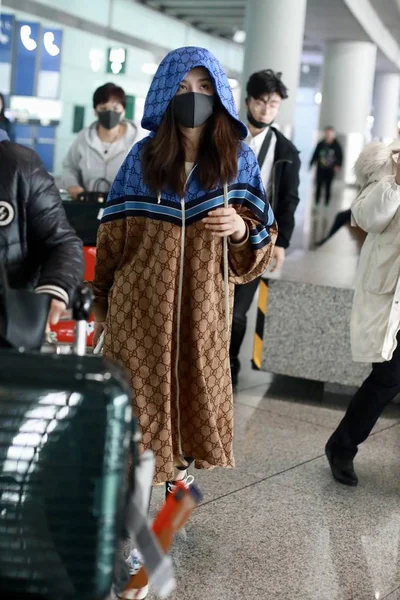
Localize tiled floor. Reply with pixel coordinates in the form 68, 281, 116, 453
147, 182, 400, 598
144, 180, 400, 599
150, 378, 400, 600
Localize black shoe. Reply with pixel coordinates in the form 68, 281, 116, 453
325, 444, 358, 486
230, 357, 240, 387
231, 369, 238, 387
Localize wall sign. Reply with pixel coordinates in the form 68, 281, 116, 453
107, 47, 127, 75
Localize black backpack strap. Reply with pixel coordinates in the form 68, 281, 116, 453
257, 127, 274, 170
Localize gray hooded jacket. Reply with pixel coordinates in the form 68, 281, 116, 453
61, 120, 137, 193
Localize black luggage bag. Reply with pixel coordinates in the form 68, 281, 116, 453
0, 286, 136, 600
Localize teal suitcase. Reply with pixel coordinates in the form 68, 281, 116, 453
0, 347, 135, 599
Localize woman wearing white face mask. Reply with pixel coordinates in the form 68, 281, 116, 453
62, 83, 137, 199
326, 140, 400, 487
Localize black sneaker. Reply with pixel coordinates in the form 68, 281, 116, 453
230, 357, 240, 387
325, 444, 358, 487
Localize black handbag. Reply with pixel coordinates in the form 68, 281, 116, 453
0, 264, 51, 350
76, 178, 111, 204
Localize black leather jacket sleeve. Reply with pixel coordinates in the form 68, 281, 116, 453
274, 152, 301, 249
27, 151, 84, 305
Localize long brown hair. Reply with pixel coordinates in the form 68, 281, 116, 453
142, 100, 242, 197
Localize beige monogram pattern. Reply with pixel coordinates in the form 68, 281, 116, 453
93, 209, 277, 483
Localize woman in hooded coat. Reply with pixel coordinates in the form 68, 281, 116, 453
92, 47, 277, 487
326, 140, 400, 486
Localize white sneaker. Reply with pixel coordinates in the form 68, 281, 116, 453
166, 472, 195, 498
118, 586, 149, 600
117, 586, 149, 600
117, 550, 149, 600
126, 549, 142, 576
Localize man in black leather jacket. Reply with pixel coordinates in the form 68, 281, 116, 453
0, 131, 84, 325
230, 70, 301, 385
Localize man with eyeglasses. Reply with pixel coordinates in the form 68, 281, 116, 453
230, 70, 301, 386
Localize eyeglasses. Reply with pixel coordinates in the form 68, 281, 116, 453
252, 98, 281, 110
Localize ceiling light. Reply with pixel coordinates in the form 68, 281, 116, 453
233, 30, 246, 44
315, 92, 322, 105
367, 115, 374, 124
228, 78, 239, 89
89, 49, 103, 73
141, 63, 158, 75
301, 64, 310, 74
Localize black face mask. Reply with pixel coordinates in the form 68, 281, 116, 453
247, 108, 270, 130
173, 92, 215, 129
98, 110, 122, 130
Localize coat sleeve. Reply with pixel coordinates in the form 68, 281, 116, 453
335, 142, 343, 167
351, 176, 400, 234
62, 136, 83, 189
229, 153, 278, 284
274, 152, 301, 249
310, 143, 320, 167
27, 151, 84, 306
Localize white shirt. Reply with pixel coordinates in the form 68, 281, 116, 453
246, 127, 277, 200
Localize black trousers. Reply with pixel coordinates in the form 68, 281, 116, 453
230, 277, 261, 364
316, 169, 335, 206
328, 332, 400, 459
318, 209, 351, 246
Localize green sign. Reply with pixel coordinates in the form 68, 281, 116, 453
107, 47, 127, 75
125, 95, 135, 121
72, 105, 85, 133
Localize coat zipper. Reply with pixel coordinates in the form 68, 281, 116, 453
174, 164, 197, 464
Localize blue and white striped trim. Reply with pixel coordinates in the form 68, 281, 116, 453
266, 205, 275, 227
102, 183, 273, 229
104, 193, 269, 223
250, 228, 270, 246
103, 200, 181, 221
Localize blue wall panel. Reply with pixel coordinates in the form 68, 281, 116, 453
40, 29, 63, 72
13, 21, 40, 96
0, 14, 14, 63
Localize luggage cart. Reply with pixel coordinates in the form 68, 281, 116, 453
0, 284, 201, 600
51, 194, 104, 349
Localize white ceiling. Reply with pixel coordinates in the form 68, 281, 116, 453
138, 0, 400, 74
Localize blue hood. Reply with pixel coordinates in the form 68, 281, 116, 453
142, 46, 247, 139
0, 129, 9, 142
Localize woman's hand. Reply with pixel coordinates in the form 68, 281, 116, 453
93, 321, 105, 349
68, 185, 85, 200
203, 208, 247, 243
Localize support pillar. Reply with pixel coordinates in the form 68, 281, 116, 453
373, 73, 400, 143
242, 0, 307, 139
318, 41, 377, 184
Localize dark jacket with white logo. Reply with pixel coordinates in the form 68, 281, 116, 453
0, 141, 84, 305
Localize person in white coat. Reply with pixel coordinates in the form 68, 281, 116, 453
326, 140, 400, 486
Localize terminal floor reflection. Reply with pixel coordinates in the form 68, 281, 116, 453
147, 179, 400, 600
149, 371, 400, 600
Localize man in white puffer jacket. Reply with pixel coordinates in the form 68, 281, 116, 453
326, 140, 400, 486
